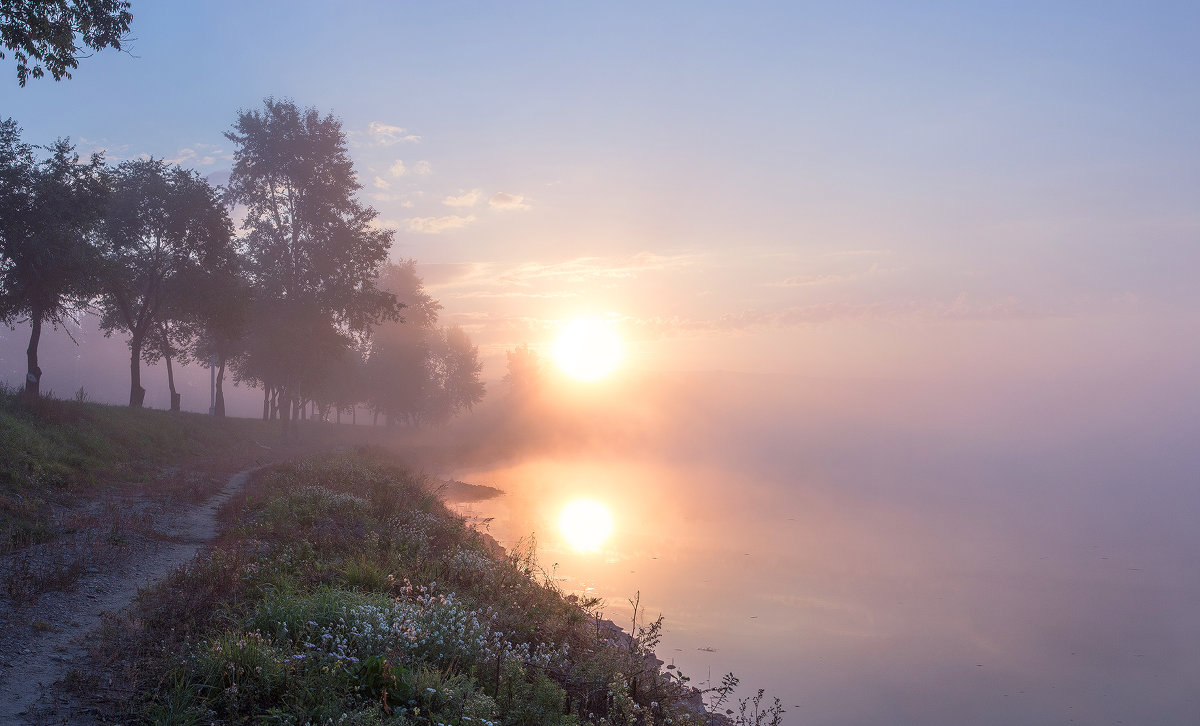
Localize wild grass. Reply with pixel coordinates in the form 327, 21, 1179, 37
83, 449, 744, 725
0, 384, 375, 604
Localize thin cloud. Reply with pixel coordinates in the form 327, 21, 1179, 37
373, 176, 392, 191
767, 272, 856, 288
623, 296, 1052, 339
404, 215, 476, 234
489, 192, 530, 211
369, 122, 421, 145
443, 189, 482, 207
413, 160, 432, 175
165, 143, 229, 167
390, 160, 408, 176
500, 252, 698, 286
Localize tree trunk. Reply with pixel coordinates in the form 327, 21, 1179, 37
215, 355, 226, 418
262, 386, 270, 420
280, 386, 294, 441
129, 339, 146, 408
23, 308, 43, 402
164, 348, 180, 411
336, 406, 341, 425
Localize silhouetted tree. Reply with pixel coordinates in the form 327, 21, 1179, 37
0, 120, 107, 400
366, 261, 484, 426
187, 266, 249, 417
502, 342, 544, 398
427, 324, 485, 423
1, 0, 132, 86
224, 98, 400, 436
366, 261, 437, 425
97, 158, 234, 408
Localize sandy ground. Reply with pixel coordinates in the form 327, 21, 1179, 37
0, 466, 257, 725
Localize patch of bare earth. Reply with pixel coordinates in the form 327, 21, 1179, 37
0, 440, 349, 724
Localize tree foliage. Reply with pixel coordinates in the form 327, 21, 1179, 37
367, 261, 484, 426
224, 98, 401, 430
502, 342, 544, 398
1, 0, 132, 86
96, 158, 235, 407
0, 118, 108, 398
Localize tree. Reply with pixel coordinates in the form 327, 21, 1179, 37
0, 119, 107, 400
225, 98, 400, 434
366, 260, 438, 426
430, 324, 485, 421
502, 342, 544, 398
97, 158, 235, 408
1, 0, 132, 86
187, 265, 249, 417
366, 261, 484, 427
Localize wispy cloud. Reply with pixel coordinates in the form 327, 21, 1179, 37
368, 122, 421, 145
425, 252, 704, 304
373, 176, 391, 191
165, 143, 230, 167
622, 295, 1051, 339
404, 215, 476, 234
765, 263, 892, 288
443, 189, 482, 207
489, 192, 530, 211
390, 159, 433, 177
766, 272, 857, 288
495, 252, 699, 288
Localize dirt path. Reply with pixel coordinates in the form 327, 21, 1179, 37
0, 467, 257, 724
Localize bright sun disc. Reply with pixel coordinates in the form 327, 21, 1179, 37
558, 499, 614, 552
554, 318, 623, 381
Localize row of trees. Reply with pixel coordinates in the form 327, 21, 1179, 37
0, 99, 485, 430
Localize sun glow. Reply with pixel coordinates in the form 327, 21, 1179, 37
558, 499, 615, 552
554, 317, 623, 381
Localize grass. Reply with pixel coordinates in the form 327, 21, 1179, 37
0, 384, 379, 603
80, 449, 743, 725
1, 388, 783, 724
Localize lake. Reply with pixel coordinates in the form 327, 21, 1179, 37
433, 375, 1200, 725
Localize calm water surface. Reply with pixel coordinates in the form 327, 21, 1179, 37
436, 402, 1200, 725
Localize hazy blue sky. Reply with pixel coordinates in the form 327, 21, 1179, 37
3, 1, 1199, 381
5, 5, 1200, 721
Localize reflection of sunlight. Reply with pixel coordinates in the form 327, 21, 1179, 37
559, 498, 614, 552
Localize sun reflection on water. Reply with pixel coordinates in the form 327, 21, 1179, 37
558, 498, 614, 552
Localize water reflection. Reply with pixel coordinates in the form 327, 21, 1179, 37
559, 499, 615, 552
438, 446, 1200, 725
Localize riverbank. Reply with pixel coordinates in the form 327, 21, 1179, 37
16, 448, 729, 724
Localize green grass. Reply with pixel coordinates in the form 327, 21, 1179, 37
82, 450, 724, 726
0, 384, 368, 553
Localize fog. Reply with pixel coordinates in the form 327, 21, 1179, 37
427, 366, 1200, 724
6, 317, 1200, 724
1, 315, 270, 418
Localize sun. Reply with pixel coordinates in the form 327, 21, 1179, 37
553, 317, 623, 381
558, 499, 615, 552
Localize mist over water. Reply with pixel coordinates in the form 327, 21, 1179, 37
7, 318, 1200, 724
434, 370, 1200, 725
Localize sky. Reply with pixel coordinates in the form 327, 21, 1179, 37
5, 1, 1200, 385
5, 4, 1200, 720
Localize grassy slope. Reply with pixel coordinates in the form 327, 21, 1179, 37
82, 450, 718, 725
1, 393, 779, 724
0, 388, 368, 551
